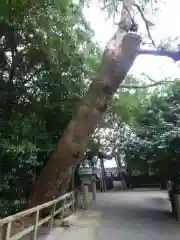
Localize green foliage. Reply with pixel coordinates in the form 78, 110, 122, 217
84, 138, 101, 167
95, 74, 180, 181
122, 80, 180, 178
0, 0, 99, 217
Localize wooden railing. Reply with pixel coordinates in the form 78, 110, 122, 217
0, 191, 75, 240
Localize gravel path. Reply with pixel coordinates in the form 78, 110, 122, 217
90, 189, 180, 240
43, 189, 180, 240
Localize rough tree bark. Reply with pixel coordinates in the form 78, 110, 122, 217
28, 0, 141, 207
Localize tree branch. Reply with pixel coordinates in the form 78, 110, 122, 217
119, 80, 173, 89
140, 73, 156, 82
133, 3, 156, 47
139, 49, 180, 62
122, 1, 133, 24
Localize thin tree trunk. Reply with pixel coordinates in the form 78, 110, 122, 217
27, 0, 141, 207
100, 157, 106, 192
116, 154, 127, 189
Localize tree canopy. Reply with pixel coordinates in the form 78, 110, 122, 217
122, 82, 180, 179
0, 0, 100, 216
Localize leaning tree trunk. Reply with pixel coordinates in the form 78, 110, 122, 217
27, 0, 141, 207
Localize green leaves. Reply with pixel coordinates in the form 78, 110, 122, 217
0, 0, 98, 216
101, 73, 180, 178
122, 81, 180, 177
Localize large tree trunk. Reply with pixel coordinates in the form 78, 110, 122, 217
28, 0, 141, 207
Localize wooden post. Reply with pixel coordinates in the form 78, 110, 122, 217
31, 210, 40, 240
49, 203, 56, 232
100, 157, 106, 192
72, 191, 75, 212
92, 181, 96, 201
75, 188, 81, 210
83, 184, 89, 210
169, 190, 176, 216
61, 198, 66, 222
175, 194, 180, 222
2, 222, 12, 240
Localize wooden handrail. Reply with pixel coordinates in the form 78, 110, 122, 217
0, 191, 74, 225
0, 191, 75, 240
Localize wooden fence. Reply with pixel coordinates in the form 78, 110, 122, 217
0, 191, 75, 240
